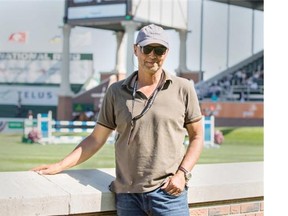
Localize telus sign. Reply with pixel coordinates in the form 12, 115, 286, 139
0, 86, 58, 106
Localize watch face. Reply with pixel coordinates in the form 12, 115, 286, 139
186, 172, 192, 181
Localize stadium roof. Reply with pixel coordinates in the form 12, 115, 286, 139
209, 0, 263, 11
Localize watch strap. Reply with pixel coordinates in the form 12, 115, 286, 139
178, 166, 189, 174
178, 166, 192, 186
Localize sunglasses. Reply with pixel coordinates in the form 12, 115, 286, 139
138, 45, 167, 56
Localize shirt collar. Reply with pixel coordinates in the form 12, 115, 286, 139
122, 70, 172, 90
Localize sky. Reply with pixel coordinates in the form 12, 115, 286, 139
0, 0, 263, 82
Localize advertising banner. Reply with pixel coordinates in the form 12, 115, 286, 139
0, 52, 93, 84
0, 86, 59, 106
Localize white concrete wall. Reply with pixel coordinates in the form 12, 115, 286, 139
0, 162, 263, 216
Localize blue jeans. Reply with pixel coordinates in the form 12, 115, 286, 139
115, 186, 189, 216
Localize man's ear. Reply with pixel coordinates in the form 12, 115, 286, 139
134, 45, 138, 56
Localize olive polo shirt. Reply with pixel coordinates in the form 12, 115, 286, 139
97, 70, 202, 193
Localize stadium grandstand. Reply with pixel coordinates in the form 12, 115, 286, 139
194, 0, 263, 127
195, 0, 263, 103
196, 50, 263, 102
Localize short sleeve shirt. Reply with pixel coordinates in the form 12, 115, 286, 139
97, 70, 202, 193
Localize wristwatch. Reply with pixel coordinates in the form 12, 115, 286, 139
178, 166, 192, 185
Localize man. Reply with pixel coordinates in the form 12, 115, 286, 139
32, 24, 203, 215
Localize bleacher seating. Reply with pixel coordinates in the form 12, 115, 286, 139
196, 50, 264, 102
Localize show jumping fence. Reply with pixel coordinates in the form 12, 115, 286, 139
35, 111, 97, 144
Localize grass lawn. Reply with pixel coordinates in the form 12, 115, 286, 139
198, 127, 264, 164
0, 127, 263, 172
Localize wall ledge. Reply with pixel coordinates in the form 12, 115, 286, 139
0, 162, 263, 216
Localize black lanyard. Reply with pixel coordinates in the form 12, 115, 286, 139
131, 72, 164, 126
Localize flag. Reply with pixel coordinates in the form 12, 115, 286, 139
8, 32, 28, 43
49, 35, 61, 44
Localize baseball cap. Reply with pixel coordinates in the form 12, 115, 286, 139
136, 24, 169, 48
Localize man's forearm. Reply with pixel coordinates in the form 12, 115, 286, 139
180, 120, 204, 171
180, 135, 203, 172
58, 134, 104, 170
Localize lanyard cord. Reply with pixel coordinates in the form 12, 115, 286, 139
131, 72, 165, 124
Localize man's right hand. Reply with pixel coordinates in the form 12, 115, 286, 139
31, 163, 63, 175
